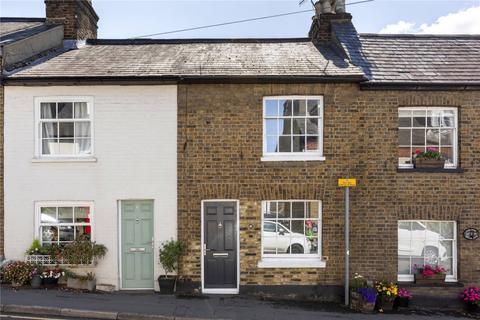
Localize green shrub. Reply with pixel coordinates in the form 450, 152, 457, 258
62, 240, 107, 265
159, 240, 184, 277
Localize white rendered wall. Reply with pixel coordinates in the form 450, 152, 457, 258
4, 85, 178, 290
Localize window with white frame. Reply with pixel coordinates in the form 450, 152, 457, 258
36, 99, 93, 157
36, 203, 93, 245
261, 201, 321, 258
398, 107, 457, 168
263, 97, 323, 160
398, 220, 457, 282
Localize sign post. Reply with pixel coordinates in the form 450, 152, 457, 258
338, 178, 356, 307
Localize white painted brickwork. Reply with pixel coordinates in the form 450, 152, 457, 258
4, 85, 177, 290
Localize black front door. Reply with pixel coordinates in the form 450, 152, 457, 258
203, 201, 237, 289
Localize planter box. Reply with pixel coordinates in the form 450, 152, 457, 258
350, 292, 376, 313
415, 273, 446, 285
414, 158, 445, 169
67, 278, 96, 291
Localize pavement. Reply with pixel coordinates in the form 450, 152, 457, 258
0, 285, 476, 320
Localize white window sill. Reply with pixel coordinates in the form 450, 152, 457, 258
258, 258, 326, 269
32, 157, 97, 163
261, 154, 326, 162
397, 275, 458, 282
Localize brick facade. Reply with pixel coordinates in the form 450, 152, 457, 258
177, 83, 480, 288
45, 0, 98, 40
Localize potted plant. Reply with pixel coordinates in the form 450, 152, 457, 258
396, 288, 412, 308
350, 273, 377, 313
67, 272, 96, 291
40, 268, 64, 288
414, 264, 446, 284
158, 240, 184, 294
30, 265, 43, 289
375, 280, 398, 312
459, 287, 480, 313
413, 148, 445, 169
3, 261, 34, 287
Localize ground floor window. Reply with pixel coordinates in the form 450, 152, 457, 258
398, 220, 457, 282
36, 202, 93, 245
261, 200, 321, 260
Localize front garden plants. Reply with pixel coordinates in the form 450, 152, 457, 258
375, 280, 398, 312
459, 287, 480, 313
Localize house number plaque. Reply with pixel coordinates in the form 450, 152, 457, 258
463, 228, 479, 240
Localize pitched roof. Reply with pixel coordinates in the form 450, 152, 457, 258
6, 38, 365, 81
0, 18, 58, 46
333, 21, 480, 86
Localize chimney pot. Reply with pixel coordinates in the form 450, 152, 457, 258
309, 0, 351, 42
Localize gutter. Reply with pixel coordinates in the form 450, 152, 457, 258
2, 74, 367, 86
360, 82, 480, 91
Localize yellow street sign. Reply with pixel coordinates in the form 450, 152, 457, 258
338, 178, 357, 187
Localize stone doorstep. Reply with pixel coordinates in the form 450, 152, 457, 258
0, 304, 215, 320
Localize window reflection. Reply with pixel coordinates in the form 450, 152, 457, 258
398, 221, 455, 276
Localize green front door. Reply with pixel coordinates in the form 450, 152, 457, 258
121, 200, 154, 289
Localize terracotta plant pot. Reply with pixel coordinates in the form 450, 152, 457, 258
414, 158, 444, 169
158, 276, 176, 294
31, 275, 42, 289
414, 272, 446, 285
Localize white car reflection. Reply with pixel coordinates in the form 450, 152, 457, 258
263, 221, 313, 254
398, 221, 449, 264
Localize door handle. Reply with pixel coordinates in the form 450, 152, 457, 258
212, 253, 228, 257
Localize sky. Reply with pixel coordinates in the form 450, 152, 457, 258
1, 0, 480, 38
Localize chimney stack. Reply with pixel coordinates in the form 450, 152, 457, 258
45, 0, 99, 40
309, 0, 351, 42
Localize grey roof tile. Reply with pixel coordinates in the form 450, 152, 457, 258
7, 39, 365, 79
333, 21, 480, 84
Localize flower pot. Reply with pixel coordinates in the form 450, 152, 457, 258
10, 282, 22, 288
465, 303, 479, 313
158, 276, 176, 294
414, 273, 446, 285
67, 278, 96, 291
350, 292, 376, 313
377, 297, 395, 312
31, 275, 42, 289
42, 277, 59, 288
414, 158, 444, 169
396, 297, 410, 308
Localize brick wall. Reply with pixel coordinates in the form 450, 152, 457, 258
177, 83, 480, 287
45, 0, 98, 40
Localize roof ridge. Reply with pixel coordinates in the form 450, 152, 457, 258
359, 33, 480, 39
87, 38, 311, 45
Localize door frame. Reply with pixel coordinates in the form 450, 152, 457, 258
118, 199, 156, 290
201, 199, 240, 294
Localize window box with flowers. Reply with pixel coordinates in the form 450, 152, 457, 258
414, 265, 447, 284
413, 148, 445, 169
